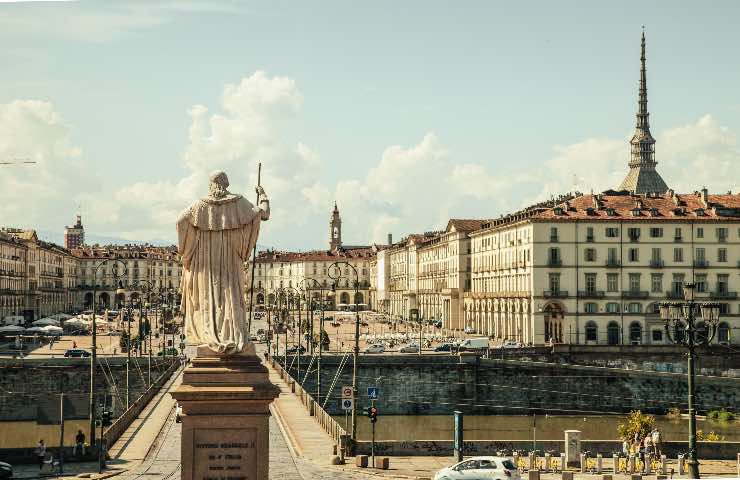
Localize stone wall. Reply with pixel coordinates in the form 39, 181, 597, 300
0, 357, 169, 422
278, 354, 740, 416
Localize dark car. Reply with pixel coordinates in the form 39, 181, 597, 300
0, 461, 12, 479
434, 343, 457, 352
64, 349, 91, 358
286, 345, 306, 354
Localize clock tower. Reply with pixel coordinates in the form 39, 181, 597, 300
329, 202, 342, 250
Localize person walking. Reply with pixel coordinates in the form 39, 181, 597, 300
642, 435, 652, 472
73, 430, 86, 456
35, 439, 46, 470
622, 439, 629, 457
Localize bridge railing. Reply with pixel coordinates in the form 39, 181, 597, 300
103, 359, 180, 446
271, 357, 347, 445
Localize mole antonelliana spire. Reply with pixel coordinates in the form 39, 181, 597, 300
618, 28, 669, 194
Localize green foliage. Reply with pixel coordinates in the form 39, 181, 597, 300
696, 430, 725, 441
617, 410, 657, 442
666, 407, 682, 418
707, 409, 736, 422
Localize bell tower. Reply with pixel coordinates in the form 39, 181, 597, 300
329, 202, 342, 250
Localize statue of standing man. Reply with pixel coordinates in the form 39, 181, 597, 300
177, 171, 269, 355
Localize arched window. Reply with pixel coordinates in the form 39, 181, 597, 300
340, 292, 350, 304
629, 322, 643, 344
585, 321, 598, 342
354, 292, 364, 304
717, 322, 730, 344
607, 322, 620, 345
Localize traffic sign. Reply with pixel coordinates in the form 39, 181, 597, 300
341, 385, 353, 399
367, 386, 379, 400
341, 398, 354, 410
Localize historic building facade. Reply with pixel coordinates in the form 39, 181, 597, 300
0, 231, 28, 320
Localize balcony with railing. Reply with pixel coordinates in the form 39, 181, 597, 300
622, 290, 649, 299
605, 259, 620, 268
665, 290, 684, 299
547, 258, 562, 267
543, 290, 568, 298
649, 259, 664, 268
578, 290, 605, 298
550, 235, 559, 243
712, 290, 738, 299
693, 260, 709, 268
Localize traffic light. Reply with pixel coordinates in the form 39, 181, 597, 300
366, 406, 378, 423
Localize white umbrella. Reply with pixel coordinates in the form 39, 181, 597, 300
24, 326, 47, 334
0, 325, 25, 333
33, 318, 61, 326
41, 325, 63, 335
51, 313, 73, 320
2, 315, 25, 326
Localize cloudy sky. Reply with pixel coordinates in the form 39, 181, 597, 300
1, 1, 739, 249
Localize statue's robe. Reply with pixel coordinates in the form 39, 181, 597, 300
176, 193, 267, 355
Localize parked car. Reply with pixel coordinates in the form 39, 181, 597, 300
399, 343, 419, 353
434, 457, 520, 480
364, 344, 385, 354
107, 331, 122, 336
64, 349, 91, 358
501, 340, 521, 349
0, 461, 12, 479
458, 337, 489, 351
286, 345, 306, 354
464, 326, 476, 334
157, 347, 179, 356
434, 343, 457, 352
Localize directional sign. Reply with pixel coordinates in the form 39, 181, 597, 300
367, 386, 379, 400
341, 398, 354, 410
341, 385, 353, 399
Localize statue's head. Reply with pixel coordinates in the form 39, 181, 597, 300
209, 170, 230, 198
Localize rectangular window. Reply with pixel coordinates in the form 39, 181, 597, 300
672, 273, 685, 295
605, 227, 619, 238
652, 330, 663, 342
674, 248, 684, 262
717, 274, 729, 294
697, 227, 704, 238
548, 273, 560, 292
550, 227, 558, 242
716, 227, 728, 242
674, 227, 682, 241
651, 274, 663, 293
629, 248, 639, 262
549, 247, 560, 263
584, 248, 596, 262
651, 248, 662, 262
607, 247, 618, 265
607, 273, 619, 292
629, 273, 641, 292
695, 274, 707, 293
586, 227, 594, 242
628, 228, 641, 242
650, 227, 663, 238
606, 302, 620, 313
696, 247, 706, 262
718, 248, 727, 262
584, 303, 598, 313
585, 273, 597, 293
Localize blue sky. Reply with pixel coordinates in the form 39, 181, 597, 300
1, 1, 739, 249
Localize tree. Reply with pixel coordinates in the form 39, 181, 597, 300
617, 410, 656, 443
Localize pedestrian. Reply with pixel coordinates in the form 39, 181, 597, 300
651, 428, 661, 456
622, 439, 629, 457
73, 341, 77, 349
73, 430, 86, 456
643, 435, 652, 470
35, 439, 46, 470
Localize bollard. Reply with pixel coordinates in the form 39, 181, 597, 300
562, 471, 573, 480
544, 453, 551, 473
377, 457, 389, 470
612, 454, 620, 474
661, 454, 667, 475
678, 454, 685, 476
528, 471, 540, 480
580, 453, 587, 473
596, 454, 603, 474
356, 455, 368, 468
560, 453, 566, 472
529, 452, 536, 472
601, 476, 612, 480
631, 475, 642, 480
628, 455, 635, 474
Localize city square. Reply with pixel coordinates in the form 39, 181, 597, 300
1, 2, 739, 480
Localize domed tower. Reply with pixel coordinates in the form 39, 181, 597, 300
329, 202, 342, 250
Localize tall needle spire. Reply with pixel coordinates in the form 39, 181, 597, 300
618, 28, 669, 194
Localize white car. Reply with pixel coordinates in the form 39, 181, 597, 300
434, 456, 520, 480
399, 343, 420, 353
501, 340, 520, 349
364, 344, 385, 354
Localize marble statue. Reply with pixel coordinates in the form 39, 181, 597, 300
177, 171, 269, 355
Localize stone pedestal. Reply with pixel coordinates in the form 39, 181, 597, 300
564, 430, 581, 468
171, 345, 281, 480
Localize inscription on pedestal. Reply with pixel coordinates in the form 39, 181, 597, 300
193, 428, 257, 480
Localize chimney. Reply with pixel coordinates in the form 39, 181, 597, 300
387, 233, 393, 245
700, 187, 709, 207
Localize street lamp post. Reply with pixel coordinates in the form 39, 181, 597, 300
90, 258, 127, 449
329, 261, 360, 442
299, 278, 326, 403
659, 283, 721, 479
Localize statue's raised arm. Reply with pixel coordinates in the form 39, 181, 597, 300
176, 171, 269, 355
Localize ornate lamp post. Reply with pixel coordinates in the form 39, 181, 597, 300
659, 282, 721, 479
299, 278, 327, 403
328, 261, 360, 442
